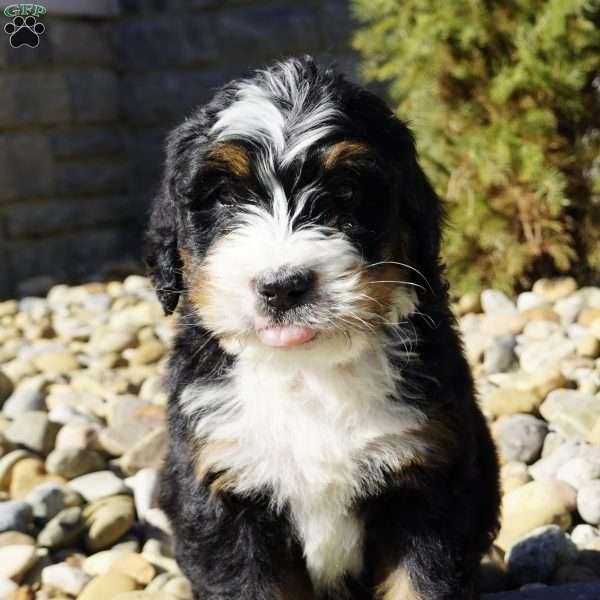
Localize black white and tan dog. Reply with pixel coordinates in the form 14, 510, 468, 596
146, 57, 500, 600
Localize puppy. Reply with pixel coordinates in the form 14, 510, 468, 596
146, 57, 500, 600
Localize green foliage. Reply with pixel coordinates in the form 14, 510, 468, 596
353, 0, 600, 295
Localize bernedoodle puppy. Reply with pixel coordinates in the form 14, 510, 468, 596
146, 57, 500, 600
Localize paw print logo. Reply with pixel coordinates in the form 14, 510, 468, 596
4, 15, 45, 48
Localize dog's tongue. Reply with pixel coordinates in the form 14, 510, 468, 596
257, 325, 316, 347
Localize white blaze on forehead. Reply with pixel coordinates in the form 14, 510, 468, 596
210, 65, 341, 168
211, 84, 286, 153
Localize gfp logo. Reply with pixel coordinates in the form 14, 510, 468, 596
3, 4, 46, 48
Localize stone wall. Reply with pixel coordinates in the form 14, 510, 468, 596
0, 0, 356, 298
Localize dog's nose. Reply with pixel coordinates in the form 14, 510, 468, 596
256, 269, 315, 311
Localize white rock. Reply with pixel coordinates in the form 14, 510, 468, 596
483, 336, 515, 374
555, 295, 584, 325
459, 313, 481, 334
123, 275, 152, 293
481, 290, 517, 314
41, 562, 91, 596
82, 546, 137, 576
125, 468, 159, 520
0, 545, 38, 581
578, 480, 600, 525
2, 387, 45, 418
48, 404, 101, 425
529, 440, 585, 481
521, 320, 563, 340
566, 323, 591, 341
556, 458, 600, 490
517, 292, 548, 312
570, 524, 600, 548
519, 336, 575, 373
539, 389, 600, 440
0, 579, 18, 599
68, 470, 129, 502
143, 507, 172, 536
18, 298, 49, 320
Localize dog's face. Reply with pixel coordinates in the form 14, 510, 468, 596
147, 59, 442, 365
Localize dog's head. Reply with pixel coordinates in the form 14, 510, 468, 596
146, 57, 443, 365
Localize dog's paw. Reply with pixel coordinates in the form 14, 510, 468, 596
4, 15, 45, 48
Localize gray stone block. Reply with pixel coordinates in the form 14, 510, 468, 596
54, 159, 127, 196
50, 127, 123, 160
125, 126, 169, 195
121, 68, 232, 124
10, 226, 144, 283
119, 0, 185, 13
65, 69, 118, 123
0, 133, 54, 202
5, 195, 146, 239
216, 6, 322, 62
0, 246, 14, 298
313, 51, 360, 82
318, 0, 355, 53
484, 581, 600, 599
47, 20, 113, 65
117, 14, 218, 69
0, 73, 69, 128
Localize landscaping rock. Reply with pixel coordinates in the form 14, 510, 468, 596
78, 572, 138, 600
41, 562, 91, 595
506, 525, 578, 585
0, 501, 32, 534
577, 480, 600, 525
45, 447, 106, 480
493, 415, 547, 464
4, 413, 59, 456
496, 480, 576, 551
83, 495, 135, 552
68, 471, 129, 502
37, 507, 84, 549
0, 544, 38, 581
3, 275, 600, 595
2, 389, 44, 419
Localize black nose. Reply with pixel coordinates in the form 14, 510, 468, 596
256, 269, 315, 311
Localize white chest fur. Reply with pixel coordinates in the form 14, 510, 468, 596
181, 346, 427, 589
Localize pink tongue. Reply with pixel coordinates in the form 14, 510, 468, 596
257, 326, 316, 347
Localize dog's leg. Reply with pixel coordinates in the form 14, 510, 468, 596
160, 449, 293, 600
373, 530, 480, 600
368, 478, 496, 599
172, 495, 292, 600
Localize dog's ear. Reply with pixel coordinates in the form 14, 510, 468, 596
145, 115, 210, 314
403, 143, 444, 268
344, 86, 443, 269
145, 180, 182, 315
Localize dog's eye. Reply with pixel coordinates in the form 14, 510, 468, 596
215, 194, 236, 208
337, 186, 360, 202
338, 214, 357, 233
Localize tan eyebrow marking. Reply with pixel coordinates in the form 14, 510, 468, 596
323, 141, 371, 169
206, 142, 251, 178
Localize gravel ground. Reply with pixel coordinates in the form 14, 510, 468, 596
0, 274, 598, 598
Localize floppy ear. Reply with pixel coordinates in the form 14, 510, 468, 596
145, 180, 182, 315
343, 85, 443, 272
145, 112, 210, 314
403, 145, 444, 268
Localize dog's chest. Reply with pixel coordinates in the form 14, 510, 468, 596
184, 352, 425, 588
